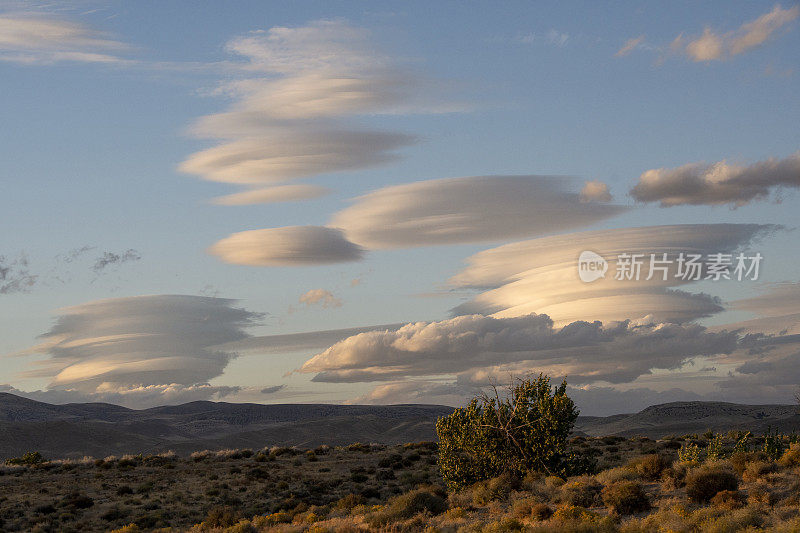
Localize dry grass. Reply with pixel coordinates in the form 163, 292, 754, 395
2, 434, 800, 531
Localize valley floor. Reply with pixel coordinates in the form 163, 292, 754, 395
1, 434, 799, 532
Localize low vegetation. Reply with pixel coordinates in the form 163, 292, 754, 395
1, 377, 799, 532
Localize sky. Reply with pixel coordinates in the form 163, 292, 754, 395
1, 1, 799, 415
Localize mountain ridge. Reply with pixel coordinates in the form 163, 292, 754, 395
2, 393, 799, 459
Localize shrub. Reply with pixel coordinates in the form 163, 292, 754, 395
685, 464, 738, 503
678, 443, 701, 462
747, 484, 775, 506
601, 481, 650, 515
710, 490, 745, 510
203, 507, 239, 528
5, 451, 45, 466
779, 442, 800, 467
335, 494, 365, 510
742, 460, 777, 482
560, 476, 602, 507
706, 434, 725, 461
59, 492, 94, 509
530, 503, 554, 521
436, 374, 581, 490
472, 472, 518, 505
552, 504, 598, 522
595, 466, 638, 485
629, 454, 669, 480
367, 486, 448, 526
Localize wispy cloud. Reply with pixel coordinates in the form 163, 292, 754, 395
682, 4, 798, 62
92, 248, 141, 274
618, 5, 798, 63
0, 253, 37, 294
615, 35, 645, 57
517, 29, 570, 47
0, 12, 130, 64
212, 184, 331, 206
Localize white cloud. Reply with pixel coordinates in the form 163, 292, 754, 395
299, 289, 342, 309
19, 295, 261, 407
450, 224, 774, 325
630, 152, 800, 207
331, 175, 627, 249
213, 184, 331, 205
209, 226, 364, 266
0, 13, 129, 64
681, 5, 798, 62
300, 313, 738, 385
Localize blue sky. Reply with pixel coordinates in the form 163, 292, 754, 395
1, 1, 799, 414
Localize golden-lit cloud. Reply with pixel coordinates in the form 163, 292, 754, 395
19, 295, 261, 407
450, 224, 776, 325
678, 5, 798, 62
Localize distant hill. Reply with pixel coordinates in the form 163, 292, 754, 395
2, 394, 799, 459
0, 393, 453, 459
575, 401, 800, 438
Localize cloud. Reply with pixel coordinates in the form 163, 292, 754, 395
216, 322, 405, 354
260, 384, 286, 394
299, 289, 342, 309
733, 282, 800, 318
331, 175, 627, 249
19, 295, 262, 407
616, 35, 645, 57
300, 313, 738, 385
348, 379, 475, 405
0, 13, 129, 64
0, 253, 37, 294
630, 152, 800, 207
517, 29, 570, 47
450, 224, 774, 325
0, 382, 241, 408
680, 5, 798, 62
180, 129, 415, 185
213, 184, 331, 205
209, 226, 364, 266
180, 19, 451, 200
580, 180, 612, 203
92, 249, 141, 274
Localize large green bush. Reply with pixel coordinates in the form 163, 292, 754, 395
436, 374, 585, 490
